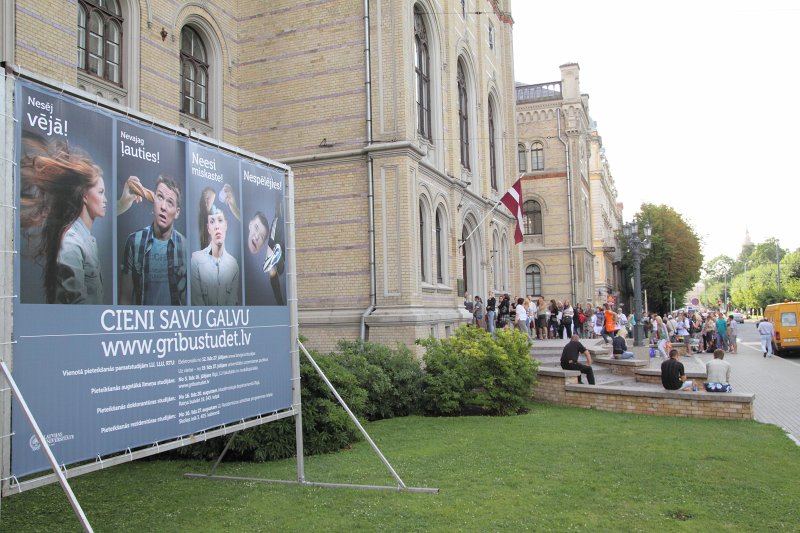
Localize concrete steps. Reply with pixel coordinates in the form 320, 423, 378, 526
530, 338, 619, 385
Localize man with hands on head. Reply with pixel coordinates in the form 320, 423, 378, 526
118, 175, 187, 305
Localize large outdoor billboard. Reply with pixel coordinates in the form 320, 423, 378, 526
11, 80, 293, 477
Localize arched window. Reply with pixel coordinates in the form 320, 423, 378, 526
523, 200, 542, 235
531, 141, 544, 171
518, 143, 527, 172
77, 0, 122, 84
500, 234, 509, 291
180, 26, 209, 121
435, 208, 444, 283
419, 199, 430, 283
488, 101, 497, 190
414, 7, 431, 141
457, 62, 470, 170
526, 265, 542, 296
492, 231, 500, 287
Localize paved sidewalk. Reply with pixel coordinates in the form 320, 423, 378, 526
530, 335, 800, 443
698, 341, 800, 443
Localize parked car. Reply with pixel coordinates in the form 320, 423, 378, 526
732, 312, 745, 323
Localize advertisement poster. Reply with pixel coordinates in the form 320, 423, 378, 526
240, 160, 286, 306
186, 142, 242, 307
11, 81, 293, 477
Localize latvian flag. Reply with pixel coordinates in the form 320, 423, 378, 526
500, 178, 524, 244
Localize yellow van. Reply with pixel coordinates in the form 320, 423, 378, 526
764, 301, 800, 354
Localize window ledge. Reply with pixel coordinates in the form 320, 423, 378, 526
422, 282, 453, 294
77, 72, 127, 105
523, 234, 543, 246
179, 113, 213, 137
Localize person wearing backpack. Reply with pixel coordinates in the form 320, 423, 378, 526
575, 304, 586, 338
561, 300, 575, 338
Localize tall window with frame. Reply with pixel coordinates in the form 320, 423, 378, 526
419, 199, 428, 282
488, 102, 497, 190
457, 63, 470, 170
518, 143, 527, 172
526, 265, 542, 296
435, 209, 444, 283
531, 141, 544, 170
180, 26, 209, 121
523, 200, 543, 235
77, 0, 123, 84
414, 7, 432, 141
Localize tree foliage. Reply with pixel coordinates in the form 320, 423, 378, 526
701, 239, 799, 311
621, 204, 703, 314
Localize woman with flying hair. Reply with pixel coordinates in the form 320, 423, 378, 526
20, 132, 107, 304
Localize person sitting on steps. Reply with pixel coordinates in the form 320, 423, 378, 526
560, 334, 595, 385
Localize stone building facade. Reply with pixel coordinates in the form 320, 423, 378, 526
2, 0, 522, 351
588, 128, 624, 305
515, 63, 598, 306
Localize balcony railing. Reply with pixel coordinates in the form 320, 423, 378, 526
516, 82, 562, 103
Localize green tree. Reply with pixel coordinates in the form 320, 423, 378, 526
718, 245, 800, 310
621, 204, 703, 314
702, 255, 735, 284
745, 238, 786, 269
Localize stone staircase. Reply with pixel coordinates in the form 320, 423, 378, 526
530, 339, 621, 385
530, 338, 706, 386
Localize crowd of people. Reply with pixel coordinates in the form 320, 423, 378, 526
464, 293, 628, 342
639, 310, 742, 359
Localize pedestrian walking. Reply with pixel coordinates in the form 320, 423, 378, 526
757, 318, 775, 358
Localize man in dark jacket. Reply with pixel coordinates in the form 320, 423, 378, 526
560, 335, 595, 385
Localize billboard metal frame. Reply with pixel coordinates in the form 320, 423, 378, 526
0, 68, 300, 518
185, 341, 439, 494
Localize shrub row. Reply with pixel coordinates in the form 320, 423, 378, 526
176, 327, 537, 463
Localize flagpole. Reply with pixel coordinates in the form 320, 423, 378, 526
458, 199, 503, 249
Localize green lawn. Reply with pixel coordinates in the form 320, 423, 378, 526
2, 404, 799, 532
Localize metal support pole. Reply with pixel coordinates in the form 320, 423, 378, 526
776, 240, 782, 297
625, 221, 649, 347
632, 248, 644, 347
0, 363, 93, 532
207, 433, 237, 477
298, 341, 407, 489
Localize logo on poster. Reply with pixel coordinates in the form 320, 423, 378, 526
28, 431, 76, 451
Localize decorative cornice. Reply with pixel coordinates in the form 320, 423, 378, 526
522, 172, 567, 181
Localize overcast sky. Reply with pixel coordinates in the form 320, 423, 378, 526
510, 0, 800, 262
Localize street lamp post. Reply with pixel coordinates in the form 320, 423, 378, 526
624, 221, 652, 347
743, 259, 750, 313
723, 269, 730, 312
776, 239, 782, 297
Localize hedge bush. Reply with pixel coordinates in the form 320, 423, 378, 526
419, 326, 538, 416
174, 349, 366, 462
335, 339, 424, 421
